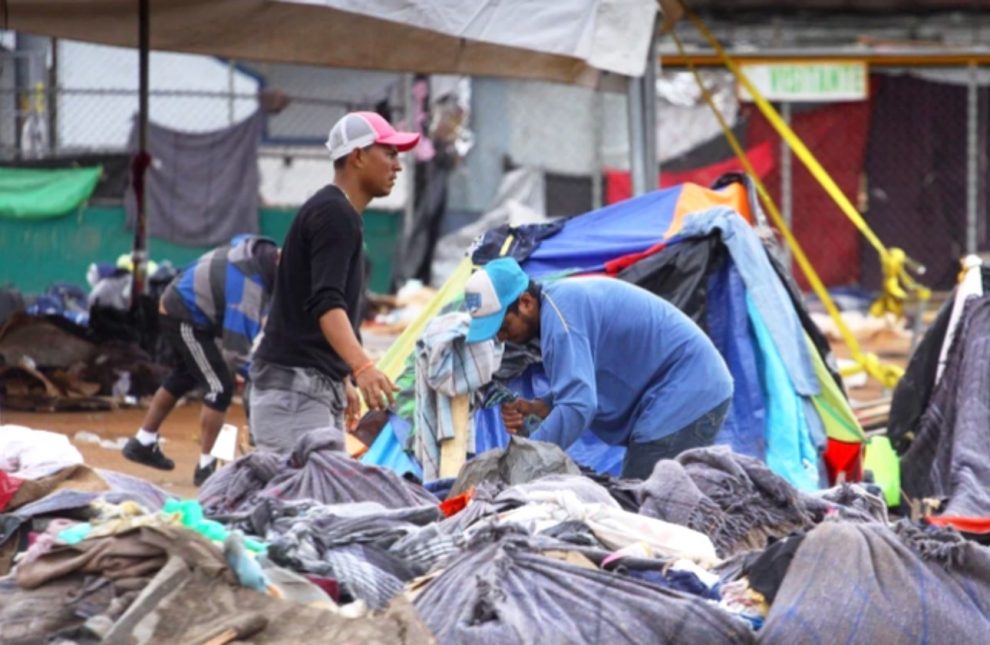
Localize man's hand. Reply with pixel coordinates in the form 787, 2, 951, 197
344, 378, 361, 431
355, 365, 399, 412
500, 398, 550, 434
501, 400, 526, 433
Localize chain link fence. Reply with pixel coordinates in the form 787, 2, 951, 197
652, 66, 989, 292
740, 71, 989, 292
1, 39, 987, 292
0, 43, 404, 162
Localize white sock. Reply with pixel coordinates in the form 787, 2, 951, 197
199, 453, 216, 469
136, 428, 158, 446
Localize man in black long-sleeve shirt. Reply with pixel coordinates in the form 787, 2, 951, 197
250, 111, 420, 452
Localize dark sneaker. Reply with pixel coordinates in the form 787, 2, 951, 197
122, 437, 175, 471
194, 460, 218, 487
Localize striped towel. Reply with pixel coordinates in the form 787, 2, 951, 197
412, 313, 503, 481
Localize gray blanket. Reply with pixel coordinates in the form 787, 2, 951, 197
414, 529, 755, 645
198, 451, 283, 517
638, 447, 881, 557
760, 521, 990, 644
638, 447, 819, 557
125, 112, 262, 246
901, 295, 990, 516
199, 430, 438, 516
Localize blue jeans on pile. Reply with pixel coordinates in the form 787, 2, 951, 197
620, 398, 731, 479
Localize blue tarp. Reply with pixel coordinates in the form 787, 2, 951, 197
364, 182, 843, 489
361, 415, 423, 481
707, 258, 766, 460
522, 186, 683, 277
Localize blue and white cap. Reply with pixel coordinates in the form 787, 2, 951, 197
464, 257, 530, 343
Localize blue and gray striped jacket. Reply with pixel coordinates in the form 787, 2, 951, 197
161, 234, 278, 373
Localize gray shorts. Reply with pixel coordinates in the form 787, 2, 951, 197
248, 358, 347, 454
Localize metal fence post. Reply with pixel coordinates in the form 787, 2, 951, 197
781, 100, 793, 265
643, 36, 658, 192
627, 75, 646, 197
591, 88, 603, 210
228, 58, 236, 125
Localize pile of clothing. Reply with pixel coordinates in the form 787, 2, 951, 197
889, 265, 990, 537
2, 425, 989, 643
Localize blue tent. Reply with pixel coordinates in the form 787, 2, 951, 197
367, 179, 863, 490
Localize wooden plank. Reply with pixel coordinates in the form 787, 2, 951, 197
439, 394, 470, 479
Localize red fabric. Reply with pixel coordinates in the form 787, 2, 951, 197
439, 490, 473, 518
603, 241, 668, 275
824, 438, 863, 485
304, 575, 341, 602
0, 470, 24, 512
745, 99, 872, 289
926, 515, 990, 535
604, 140, 775, 205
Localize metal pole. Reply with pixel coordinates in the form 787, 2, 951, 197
227, 58, 235, 124
48, 38, 57, 154
967, 61, 979, 255
591, 88, 603, 209
402, 73, 415, 229
626, 75, 646, 197
399, 73, 416, 288
642, 34, 658, 192
656, 53, 662, 188
781, 101, 793, 265
130, 0, 150, 309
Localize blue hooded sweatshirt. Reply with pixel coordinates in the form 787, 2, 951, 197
531, 277, 733, 448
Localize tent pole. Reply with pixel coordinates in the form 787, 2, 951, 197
130, 0, 150, 311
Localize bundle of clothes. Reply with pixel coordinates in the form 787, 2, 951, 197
2, 424, 988, 644
889, 265, 990, 530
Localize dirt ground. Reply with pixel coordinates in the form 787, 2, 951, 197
0, 324, 915, 500
0, 327, 398, 499
0, 401, 246, 499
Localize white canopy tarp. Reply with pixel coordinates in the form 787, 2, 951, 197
5, 0, 659, 85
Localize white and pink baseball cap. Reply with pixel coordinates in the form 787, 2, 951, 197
325, 111, 421, 161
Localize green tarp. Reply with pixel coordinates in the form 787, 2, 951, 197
806, 334, 865, 444
0, 166, 101, 220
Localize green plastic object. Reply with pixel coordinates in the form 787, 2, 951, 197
163, 499, 266, 553
863, 436, 900, 507
0, 166, 102, 220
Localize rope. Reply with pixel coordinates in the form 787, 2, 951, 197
682, 8, 929, 319
670, 27, 906, 388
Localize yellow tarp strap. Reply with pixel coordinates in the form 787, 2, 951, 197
375, 257, 473, 382
376, 236, 515, 388
682, 10, 929, 320
671, 25, 906, 389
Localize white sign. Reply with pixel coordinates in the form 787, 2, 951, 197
738, 61, 868, 102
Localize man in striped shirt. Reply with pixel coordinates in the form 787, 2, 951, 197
122, 234, 278, 486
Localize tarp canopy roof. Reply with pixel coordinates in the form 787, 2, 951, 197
684, 0, 988, 10
2, 0, 659, 86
